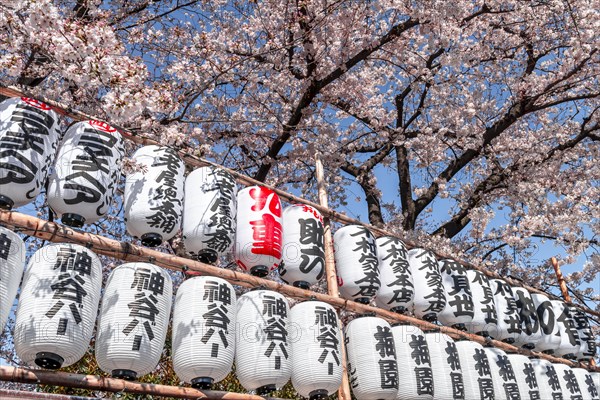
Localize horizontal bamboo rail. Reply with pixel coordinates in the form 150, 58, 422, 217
0, 388, 98, 400
0, 366, 282, 399
0, 210, 597, 373
1, 85, 597, 321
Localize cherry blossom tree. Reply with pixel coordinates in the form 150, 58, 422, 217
1, 0, 598, 323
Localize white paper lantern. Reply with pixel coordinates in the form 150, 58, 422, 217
512, 286, 543, 349
454, 340, 496, 400
124, 145, 185, 247
464, 270, 498, 337
14, 243, 102, 369
570, 307, 597, 361
572, 368, 599, 400
375, 237, 413, 314
289, 301, 343, 399
391, 323, 433, 399
530, 358, 564, 400
553, 363, 583, 400
334, 225, 380, 304
234, 186, 283, 277
235, 290, 291, 394
591, 372, 600, 399
0, 226, 26, 331
552, 300, 581, 359
531, 293, 561, 354
47, 120, 124, 227
279, 205, 325, 289
0, 97, 61, 209
182, 167, 237, 264
95, 263, 172, 380
483, 347, 522, 400
172, 276, 236, 388
408, 249, 446, 322
424, 332, 464, 400
437, 259, 474, 330
507, 354, 541, 400
345, 316, 398, 400
490, 280, 521, 344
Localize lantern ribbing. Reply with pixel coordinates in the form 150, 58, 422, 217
0, 85, 596, 322
0, 210, 597, 373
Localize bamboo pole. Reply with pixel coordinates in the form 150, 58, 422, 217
0, 210, 597, 373
1, 86, 598, 321
315, 154, 351, 400
0, 389, 98, 400
0, 366, 282, 399
550, 257, 572, 303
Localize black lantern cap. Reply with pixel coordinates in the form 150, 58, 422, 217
61, 213, 85, 228
112, 369, 137, 381
141, 232, 163, 247
293, 281, 311, 290
0, 195, 14, 210
197, 250, 218, 265
256, 384, 276, 396
191, 377, 214, 390
309, 389, 329, 400
250, 265, 269, 277
35, 352, 64, 370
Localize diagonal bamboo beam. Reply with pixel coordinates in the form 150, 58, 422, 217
0, 366, 283, 399
0, 210, 597, 373
0, 85, 597, 321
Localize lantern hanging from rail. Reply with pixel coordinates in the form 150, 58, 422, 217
490, 279, 521, 344
530, 293, 561, 354
0, 226, 25, 332
279, 204, 325, 289
551, 300, 581, 360
47, 120, 124, 227
408, 249, 446, 322
345, 316, 398, 400
14, 243, 102, 369
182, 167, 237, 264
553, 363, 583, 400
454, 340, 496, 400
375, 236, 414, 314
424, 331, 464, 400
530, 358, 564, 400
234, 186, 283, 277
512, 286, 543, 349
124, 145, 185, 247
572, 368, 600, 400
95, 262, 172, 380
391, 323, 434, 400
289, 300, 342, 399
0, 97, 61, 210
483, 347, 522, 400
569, 306, 597, 361
437, 259, 474, 331
591, 373, 600, 399
172, 276, 236, 389
333, 225, 380, 304
464, 270, 498, 338
235, 289, 291, 395
506, 354, 540, 400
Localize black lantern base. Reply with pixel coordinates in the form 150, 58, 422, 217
293, 281, 311, 290
542, 350, 555, 355
198, 250, 219, 265
141, 233, 163, 247
477, 331, 490, 338
191, 377, 214, 390
522, 343, 535, 350
61, 213, 85, 228
256, 384, 276, 396
562, 353, 576, 360
0, 195, 14, 210
309, 389, 329, 400
354, 297, 370, 305
390, 306, 406, 314
422, 313, 437, 322
452, 323, 467, 331
35, 352, 64, 370
502, 338, 515, 344
391, 321, 411, 327
112, 369, 137, 381
250, 265, 269, 277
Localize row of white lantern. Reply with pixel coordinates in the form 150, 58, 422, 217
345, 315, 600, 400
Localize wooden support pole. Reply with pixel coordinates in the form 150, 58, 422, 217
0, 388, 98, 400
0, 85, 598, 321
0, 366, 282, 399
315, 154, 351, 400
0, 210, 597, 373
550, 257, 572, 303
